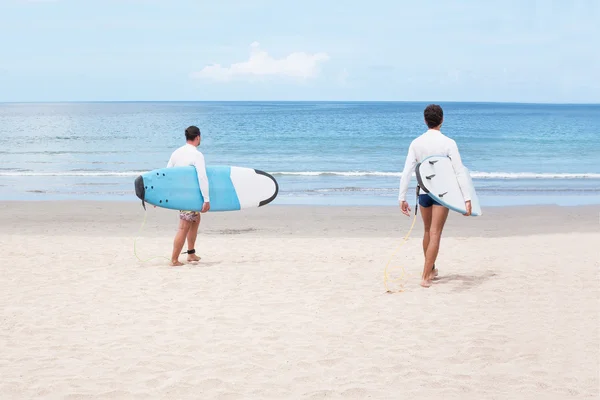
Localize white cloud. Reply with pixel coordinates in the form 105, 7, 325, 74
191, 42, 329, 82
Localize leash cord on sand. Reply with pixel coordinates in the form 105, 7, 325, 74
133, 210, 171, 264
383, 211, 418, 293
384, 188, 422, 293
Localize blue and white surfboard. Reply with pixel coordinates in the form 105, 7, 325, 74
134, 165, 279, 212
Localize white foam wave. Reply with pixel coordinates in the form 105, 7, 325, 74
272, 171, 401, 177
272, 171, 600, 179
0, 171, 143, 177
0, 170, 599, 179
471, 172, 600, 179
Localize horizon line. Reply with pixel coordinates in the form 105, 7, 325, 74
1, 100, 599, 106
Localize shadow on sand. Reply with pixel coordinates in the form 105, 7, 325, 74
183, 261, 222, 268
138, 260, 223, 268
434, 270, 497, 292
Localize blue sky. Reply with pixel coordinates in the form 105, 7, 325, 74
1, 0, 598, 103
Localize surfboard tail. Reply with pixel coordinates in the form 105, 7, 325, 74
134, 175, 146, 210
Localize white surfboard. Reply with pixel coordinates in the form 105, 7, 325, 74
415, 155, 482, 216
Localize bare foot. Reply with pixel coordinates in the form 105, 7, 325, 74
170, 260, 184, 266
420, 279, 432, 288
187, 254, 201, 262
432, 268, 439, 279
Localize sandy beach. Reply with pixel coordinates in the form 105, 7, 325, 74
0, 201, 598, 399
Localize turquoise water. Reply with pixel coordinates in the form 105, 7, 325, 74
1, 101, 599, 206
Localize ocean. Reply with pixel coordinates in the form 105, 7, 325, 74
1, 101, 599, 207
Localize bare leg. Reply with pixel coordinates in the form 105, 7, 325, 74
186, 215, 201, 262
420, 207, 438, 277
420, 204, 432, 259
171, 218, 192, 266
421, 205, 449, 287
419, 205, 437, 286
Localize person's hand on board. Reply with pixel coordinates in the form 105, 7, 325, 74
463, 200, 472, 216
400, 201, 411, 217
201, 201, 210, 213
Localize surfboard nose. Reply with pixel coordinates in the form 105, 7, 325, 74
134, 175, 146, 210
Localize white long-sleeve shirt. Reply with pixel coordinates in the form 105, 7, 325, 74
398, 129, 471, 203
166, 144, 210, 202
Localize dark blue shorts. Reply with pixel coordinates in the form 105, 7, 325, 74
418, 194, 442, 208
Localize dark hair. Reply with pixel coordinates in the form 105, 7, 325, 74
185, 125, 201, 141
424, 104, 443, 128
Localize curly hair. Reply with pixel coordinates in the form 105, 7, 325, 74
424, 104, 443, 128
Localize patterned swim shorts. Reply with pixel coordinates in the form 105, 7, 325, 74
179, 210, 200, 222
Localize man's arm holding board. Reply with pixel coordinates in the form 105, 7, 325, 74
194, 152, 211, 213
448, 140, 472, 216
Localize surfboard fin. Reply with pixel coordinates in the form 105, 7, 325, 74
254, 169, 279, 207
134, 175, 146, 210
426, 174, 436, 179
439, 191, 448, 197
428, 160, 438, 165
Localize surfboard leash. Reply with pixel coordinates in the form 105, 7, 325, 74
383, 212, 418, 293
133, 209, 172, 264
383, 188, 420, 293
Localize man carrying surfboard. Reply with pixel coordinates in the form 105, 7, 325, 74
398, 104, 472, 288
166, 125, 211, 266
